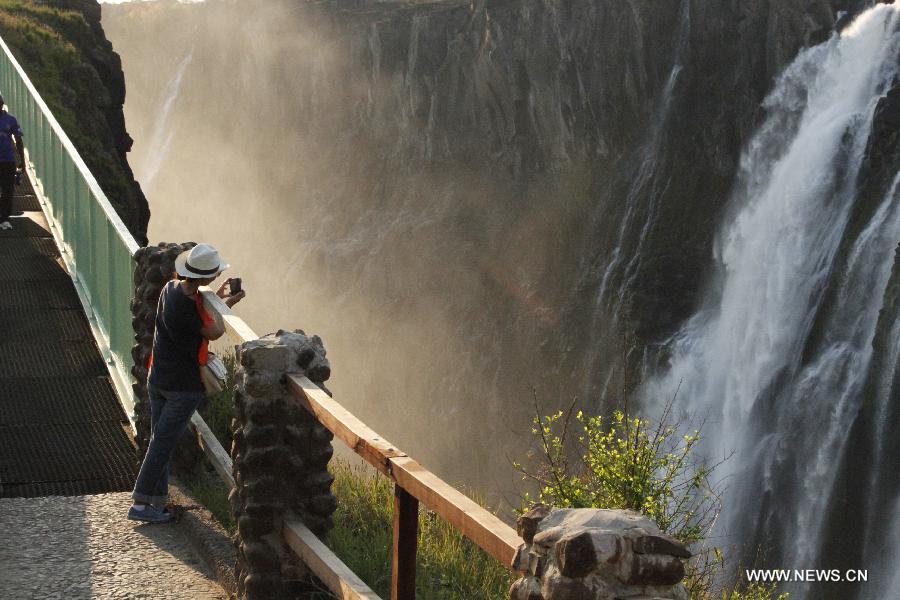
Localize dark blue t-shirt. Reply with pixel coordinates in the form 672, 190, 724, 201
149, 280, 204, 392
0, 112, 22, 163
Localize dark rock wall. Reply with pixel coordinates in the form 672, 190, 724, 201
100, 0, 856, 500
0, 0, 149, 243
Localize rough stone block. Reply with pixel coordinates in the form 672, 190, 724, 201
511, 544, 529, 573
242, 446, 288, 470
509, 507, 688, 600
243, 342, 292, 372
242, 541, 281, 571
518, 503, 552, 543
541, 571, 593, 600
307, 494, 338, 515
232, 330, 338, 600
242, 573, 280, 599
509, 577, 544, 600
590, 530, 621, 564
555, 531, 598, 578
528, 551, 545, 578
238, 515, 273, 539
244, 424, 280, 445
633, 534, 691, 558
619, 553, 686, 587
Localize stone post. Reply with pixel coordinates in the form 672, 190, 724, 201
130, 241, 196, 454
510, 505, 691, 600
230, 330, 337, 600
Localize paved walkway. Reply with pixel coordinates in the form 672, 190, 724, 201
0, 177, 227, 598
0, 493, 226, 599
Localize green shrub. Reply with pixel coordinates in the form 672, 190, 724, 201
180, 461, 236, 535
200, 353, 238, 449
726, 583, 789, 600
514, 397, 786, 600
185, 358, 513, 599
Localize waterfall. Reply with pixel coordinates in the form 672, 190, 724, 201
580, 0, 691, 399
643, 3, 900, 598
596, 0, 691, 317
137, 49, 193, 188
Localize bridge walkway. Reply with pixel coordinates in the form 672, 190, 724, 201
0, 174, 136, 498
0, 175, 226, 599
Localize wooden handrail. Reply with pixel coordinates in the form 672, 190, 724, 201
190, 412, 235, 489
193, 288, 523, 599
287, 374, 523, 568
284, 520, 381, 600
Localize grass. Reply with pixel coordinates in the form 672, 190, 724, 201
180, 460, 236, 535
329, 460, 513, 599
180, 353, 239, 534
0, 1, 147, 238
184, 357, 513, 598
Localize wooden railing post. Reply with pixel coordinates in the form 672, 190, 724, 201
392, 485, 418, 600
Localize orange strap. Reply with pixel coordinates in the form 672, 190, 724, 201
195, 294, 213, 366
146, 292, 213, 369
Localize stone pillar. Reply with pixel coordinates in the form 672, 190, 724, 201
510, 505, 690, 600
130, 241, 195, 454
230, 330, 337, 600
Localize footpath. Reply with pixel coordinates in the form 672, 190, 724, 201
0, 176, 226, 599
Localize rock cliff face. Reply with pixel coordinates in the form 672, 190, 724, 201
0, 0, 149, 243
103, 0, 850, 411
103, 0, 861, 482
102, 2, 898, 598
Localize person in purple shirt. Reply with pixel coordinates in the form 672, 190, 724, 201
0, 94, 24, 231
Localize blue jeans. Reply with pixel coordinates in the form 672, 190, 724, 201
132, 384, 203, 508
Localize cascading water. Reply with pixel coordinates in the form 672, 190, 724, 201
579, 0, 691, 399
138, 49, 193, 187
103, 2, 897, 594
642, 4, 900, 598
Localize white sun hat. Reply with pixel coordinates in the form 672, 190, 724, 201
174, 243, 230, 278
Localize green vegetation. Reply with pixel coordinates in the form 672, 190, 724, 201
514, 400, 716, 545
188, 357, 512, 598
181, 353, 239, 533
180, 460, 236, 534
514, 396, 786, 599
330, 460, 513, 599
725, 583, 789, 600
0, 1, 145, 237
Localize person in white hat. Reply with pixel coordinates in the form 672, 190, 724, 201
129, 243, 245, 523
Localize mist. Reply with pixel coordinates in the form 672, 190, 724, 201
103, 0, 612, 509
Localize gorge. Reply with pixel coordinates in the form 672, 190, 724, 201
99, 1, 899, 598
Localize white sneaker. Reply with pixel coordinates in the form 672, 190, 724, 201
0, 221, 11, 230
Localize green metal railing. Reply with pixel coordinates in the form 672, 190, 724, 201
0, 36, 139, 425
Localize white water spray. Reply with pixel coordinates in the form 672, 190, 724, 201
643, 4, 900, 598
138, 49, 193, 187
579, 0, 691, 399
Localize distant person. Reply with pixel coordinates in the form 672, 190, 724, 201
129, 243, 246, 523
0, 94, 24, 230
